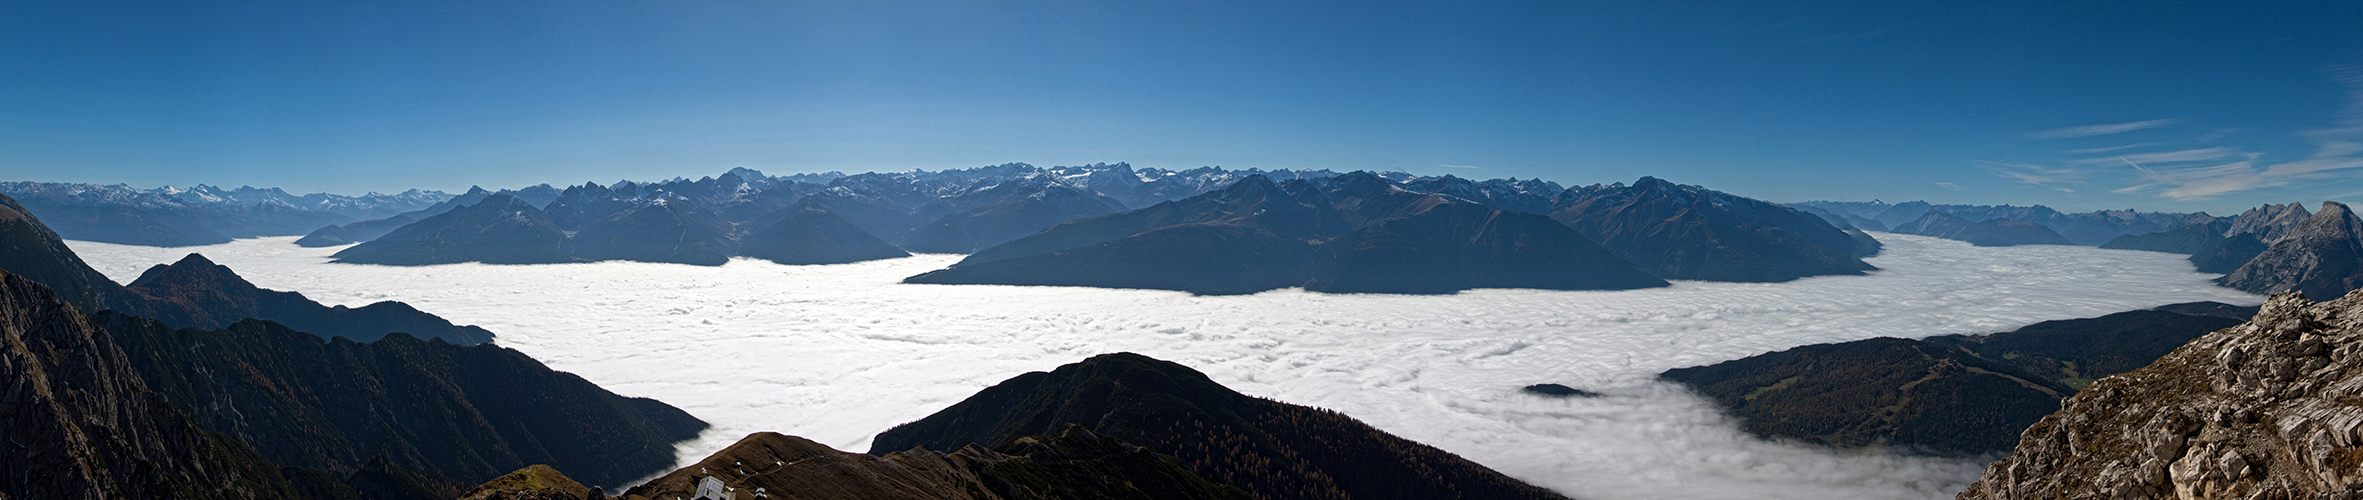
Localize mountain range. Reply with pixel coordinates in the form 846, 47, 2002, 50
0, 181, 452, 246
2, 192, 497, 345
1793, 200, 2191, 246
910, 173, 1871, 294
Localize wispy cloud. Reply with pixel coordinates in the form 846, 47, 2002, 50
2030, 119, 2182, 139
1979, 161, 2093, 187
2065, 143, 2161, 154
2115, 159, 2272, 201
1934, 182, 1966, 192
1437, 164, 1483, 169
2072, 147, 2236, 165
2085, 68, 2363, 202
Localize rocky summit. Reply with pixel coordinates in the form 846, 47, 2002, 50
1958, 291, 2363, 499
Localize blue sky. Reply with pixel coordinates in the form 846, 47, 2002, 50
2, 1, 2359, 214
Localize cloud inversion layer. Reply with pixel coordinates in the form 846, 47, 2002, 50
67, 234, 2261, 499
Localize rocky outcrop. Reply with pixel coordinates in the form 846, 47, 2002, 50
0, 271, 292, 499
2220, 202, 2363, 300
1893, 212, 2074, 246
332, 195, 573, 265
870, 352, 1572, 500
1959, 291, 2363, 499
2226, 202, 2315, 245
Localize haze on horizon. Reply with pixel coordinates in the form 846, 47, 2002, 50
3, 0, 2360, 214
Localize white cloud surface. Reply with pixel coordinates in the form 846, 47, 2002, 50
67, 235, 2262, 499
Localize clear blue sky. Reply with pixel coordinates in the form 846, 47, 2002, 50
3, 0, 2359, 214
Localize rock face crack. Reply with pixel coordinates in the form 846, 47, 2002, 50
1959, 290, 2363, 499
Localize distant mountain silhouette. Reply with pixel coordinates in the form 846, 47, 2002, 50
1305, 198, 1667, 294
0, 181, 449, 247
1548, 177, 1878, 281
94, 312, 707, 489
913, 175, 1678, 294
332, 195, 573, 265
108, 253, 495, 344
738, 205, 913, 265
2220, 201, 2363, 299
869, 352, 1572, 500
1892, 212, 2073, 246
1795, 200, 2195, 246
2100, 215, 2228, 254
562, 196, 736, 266
295, 214, 418, 247
902, 178, 1128, 254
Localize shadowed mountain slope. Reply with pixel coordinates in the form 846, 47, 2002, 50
738, 205, 912, 265
0, 271, 296, 499
106, 253, 494, 344
1662, 337, 2070, 455
1891, 212, 2073, 246
869, 352, 1572, 500
332, 195, 572, 265
561, 197, 735, 266
296, 214, 419, 247
1548, 177, 1876, 282
2100, 217, 2230, 254
1304, 198, 1667, 294
901, 180, 1128, 254
92, 312, 707, 489
577, 425, 1250, 500
914, 176, 1671, 295
1664, 302, 2253, 456
0, 193, 125, 312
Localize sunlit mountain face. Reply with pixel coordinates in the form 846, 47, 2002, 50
70, 233, 2257, 499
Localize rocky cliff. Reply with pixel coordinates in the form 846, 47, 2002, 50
0, 271, 291, 499
1957, 291, 2363, 499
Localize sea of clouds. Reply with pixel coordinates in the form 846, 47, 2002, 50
68, 233, 2262, 500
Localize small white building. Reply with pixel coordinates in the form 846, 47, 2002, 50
691, 476, 732, 500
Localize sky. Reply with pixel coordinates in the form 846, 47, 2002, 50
2, 0, 2359, 214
